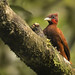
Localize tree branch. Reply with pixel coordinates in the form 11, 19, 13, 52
0, 0, 75, 75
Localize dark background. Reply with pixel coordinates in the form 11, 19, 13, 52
0, 0, 75, 75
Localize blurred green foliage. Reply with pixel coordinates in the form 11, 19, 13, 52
0, 0, 75, 75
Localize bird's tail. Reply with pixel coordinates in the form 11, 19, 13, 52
70, 61, 72, 64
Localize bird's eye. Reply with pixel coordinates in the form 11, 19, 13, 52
51, 15, 55, 18
52, 16, 54, 18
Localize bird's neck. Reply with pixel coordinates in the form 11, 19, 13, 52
48, 21, 53, 25
48, 21, 57, 26
48, 23, 57, 27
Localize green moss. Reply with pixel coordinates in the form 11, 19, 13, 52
46, 39, 52, 49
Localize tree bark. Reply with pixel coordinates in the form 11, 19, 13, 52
0, 0, 75, 75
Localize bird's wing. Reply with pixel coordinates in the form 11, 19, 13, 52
57, 28, 70, 61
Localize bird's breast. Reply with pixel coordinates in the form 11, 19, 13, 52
45, 26, 61, 46
46, 26, 58, 38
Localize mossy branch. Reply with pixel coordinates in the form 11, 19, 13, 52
0, 0, 75, 75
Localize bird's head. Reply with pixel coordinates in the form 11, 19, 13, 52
44, 13, 58, 25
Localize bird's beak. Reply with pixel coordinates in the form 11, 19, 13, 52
44, 17, 51, 21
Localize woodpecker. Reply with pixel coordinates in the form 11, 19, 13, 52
43, 13, 70, 62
